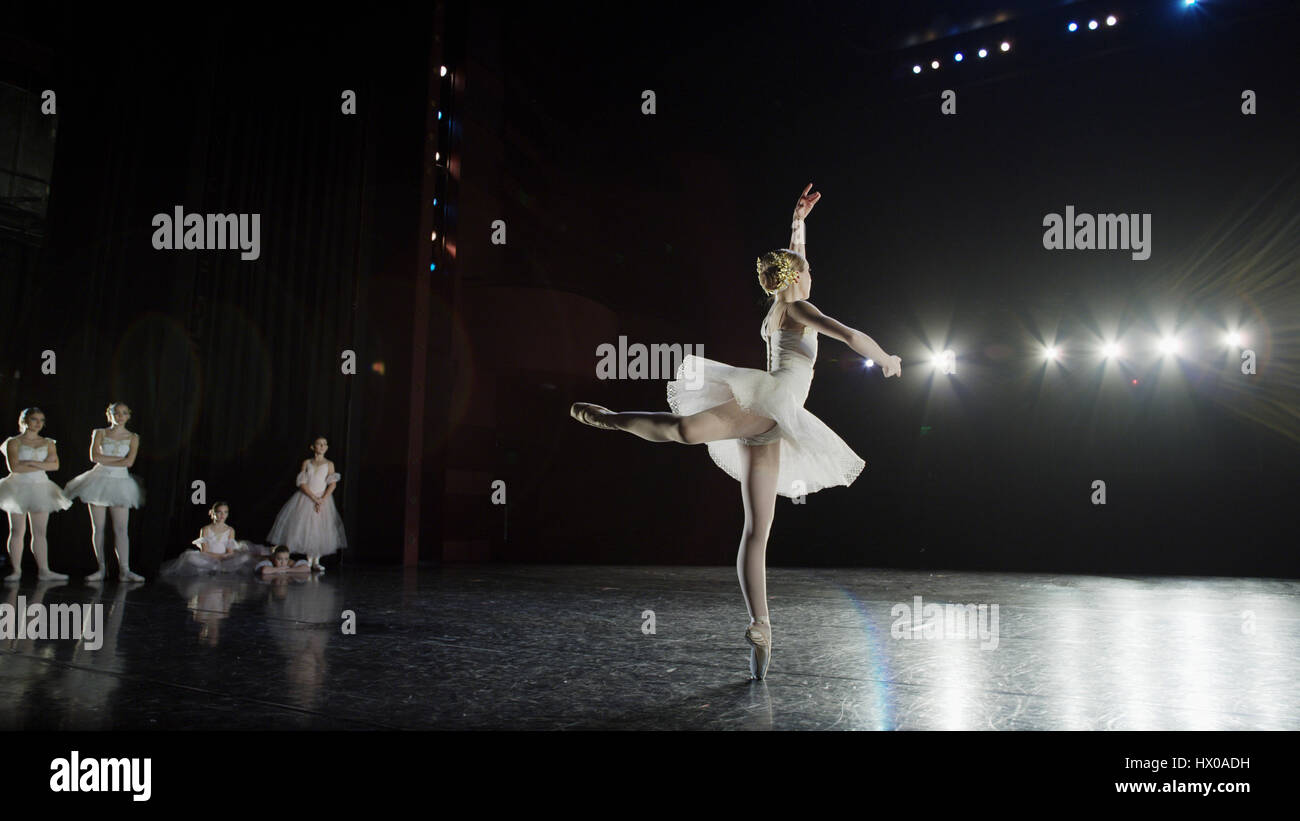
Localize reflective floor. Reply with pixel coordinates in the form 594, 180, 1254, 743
1, 564, 1296, 730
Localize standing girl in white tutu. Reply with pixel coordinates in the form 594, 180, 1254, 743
570, 183, 902, 679
0, 408, 73, 581
63, 401, 146, 581
266, 436, 346, 572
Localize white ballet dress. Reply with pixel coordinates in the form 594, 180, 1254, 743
159, 530, 273, 576
266, 462, 347, 556
63, 435, 145, 508
666, 318, 866, 497
0, 438, 75, 514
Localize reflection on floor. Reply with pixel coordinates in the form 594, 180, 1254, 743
1, 564, 1296, 730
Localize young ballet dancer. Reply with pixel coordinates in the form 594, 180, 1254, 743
62, 402, 146, 581
266, 436, 347, 572
0, 408, 74, 581
159, 501, 271, 576
570, 183, 902, 680
255, 545, 312, 576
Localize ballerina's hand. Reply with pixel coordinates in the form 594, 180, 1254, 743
793, 182, 821, 220
880, 355, 902, 378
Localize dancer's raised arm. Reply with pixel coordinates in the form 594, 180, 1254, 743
789, 182, 819, 258
787, 300, 902, 377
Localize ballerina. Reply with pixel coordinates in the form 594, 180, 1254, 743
266, 436, 347, 572
0, 408, 74, 582
63, 402, 146, 581
570, 183, 902, 679
159, 501, 272, 577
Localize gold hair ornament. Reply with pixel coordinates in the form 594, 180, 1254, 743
756, 253, 801, 295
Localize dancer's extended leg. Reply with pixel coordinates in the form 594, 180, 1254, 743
572, 399, 778, 444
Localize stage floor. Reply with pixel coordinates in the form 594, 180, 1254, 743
2, 564, 1297, 730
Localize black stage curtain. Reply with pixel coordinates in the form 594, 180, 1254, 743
0, 11, 439, 569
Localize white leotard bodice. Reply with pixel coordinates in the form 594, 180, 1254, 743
296, 461, 341, 493
192, 530, 239, 555
760, 323, 818, 373
7, 437, 55, 476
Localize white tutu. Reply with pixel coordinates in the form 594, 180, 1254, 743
63, 464, 145, 508
0, 471, 74, 514
267, 462, 346, 556
159, 533, 273, 577
666, 323, 865, 498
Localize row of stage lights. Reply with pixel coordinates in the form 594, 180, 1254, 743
912, 11, 1128, 75
863, 331, 1251, 371
430, 65, 451, 272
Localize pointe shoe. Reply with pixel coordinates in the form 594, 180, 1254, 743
569, 402, 619, 431
85, 567, 106, 582
38, 569, 69, 581
745, 620, 772, 680
119, 568, 145, 582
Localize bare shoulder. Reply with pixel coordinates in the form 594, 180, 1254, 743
783, 299, 823, 329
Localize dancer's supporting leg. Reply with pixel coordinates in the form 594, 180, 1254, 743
85, 504, 108, 580
5, 512, 27, 581
111, 506, 143, 581
29, 512, 67, 580
737, 438, 780, 624
737, 437, 780, 679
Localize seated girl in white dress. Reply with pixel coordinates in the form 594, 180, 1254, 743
255, 545, 312, 577
159, 501, 272, 577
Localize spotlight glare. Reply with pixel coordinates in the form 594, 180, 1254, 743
1000, 41, 1011, 52
1158, 336, 1180, 355
1068, 21, 1078, 32
931, 60, 940, 69
1045, 346, 1060, 361
978, 48, 988, 58
954, 52, 963, 62
1102, 342, 1121, 359
440, 65, 448, 77
1227, 331, 1243, 347
1088, 19, 1099, 30
1106, 15, 1117, 26
913, 64, 922, 74
865, 359, 875, 368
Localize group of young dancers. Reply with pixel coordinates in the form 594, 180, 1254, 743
0, 403, 348, 582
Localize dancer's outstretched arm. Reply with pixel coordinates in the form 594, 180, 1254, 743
787, 300, 902, 377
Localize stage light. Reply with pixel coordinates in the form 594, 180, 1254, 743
1102, 342, 1121, 359
913, 64, 922, 74
1068, 21, 1078, 32
1158, 336, 1180, 355
440, 66, 448, 77
1106, 15, 1117, 26
1000, 41, 1011, 52
1088, 19, 1099, 30
432, 198, 438, 206
931, 60, 940, 69
431, 230, 437, 240
437, 111, 442, 120
954, 52, 963, 62
1226, 331, 1244, 347
1183, 0, 1196, 6
865, 359, 875, 368
978, 48, 988, 58
933, 350, 957, 375
430, 263, 437, 271
435, 152, 440, 161
1045, 345, 1060, 361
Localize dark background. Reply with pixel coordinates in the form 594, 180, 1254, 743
1, 0, 1296, 576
